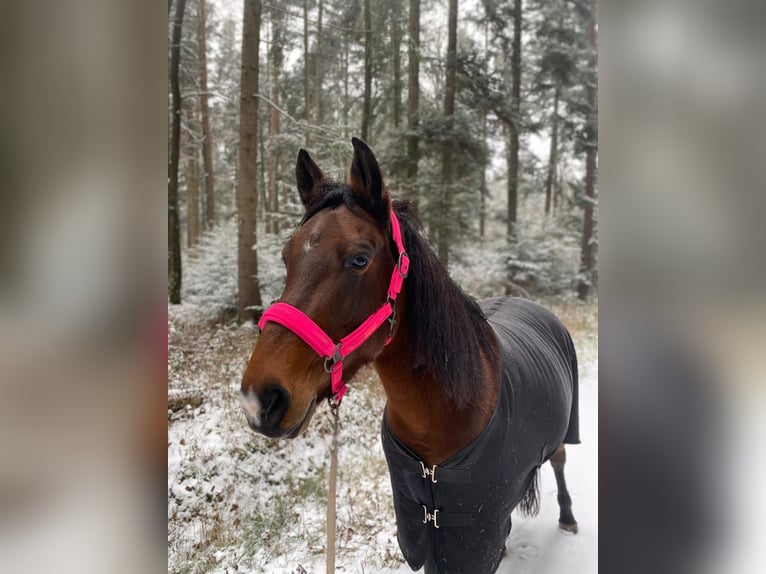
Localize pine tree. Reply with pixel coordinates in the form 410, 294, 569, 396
406, 0, 421, 205
198, 0, 216, 228
577, 0, 597, 299
361, 0, 372, 142
168, 0, 187, 304
437, 0, 458, 267
237, 0, 264, 320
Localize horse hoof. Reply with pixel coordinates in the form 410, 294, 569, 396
559, 521, 578, 534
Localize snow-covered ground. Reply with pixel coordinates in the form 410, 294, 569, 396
168, 299, 597, 573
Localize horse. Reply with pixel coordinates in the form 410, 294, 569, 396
240, 138, 580, 573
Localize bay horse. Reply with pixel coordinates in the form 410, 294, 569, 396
241, 138, 580, 573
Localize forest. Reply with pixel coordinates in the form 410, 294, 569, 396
168, 1, 598, 571
168, 0, 597, 319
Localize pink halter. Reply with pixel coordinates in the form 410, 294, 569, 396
258, 209, 410, 408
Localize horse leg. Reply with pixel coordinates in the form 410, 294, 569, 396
550, 444, 578, 533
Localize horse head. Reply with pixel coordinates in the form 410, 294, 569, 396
240, 138, 399, 438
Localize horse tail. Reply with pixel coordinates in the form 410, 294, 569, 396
518, 468, 541, 517
563, 329, 581, 445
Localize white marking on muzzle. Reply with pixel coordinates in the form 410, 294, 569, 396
239, 388, 261, 427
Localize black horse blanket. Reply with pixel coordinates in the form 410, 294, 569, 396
381, 296, 580, 573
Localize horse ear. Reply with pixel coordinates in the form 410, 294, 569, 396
296, 149, 326, 209
349, 137, 389, 219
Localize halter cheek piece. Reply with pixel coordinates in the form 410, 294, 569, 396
258, 209, 410, 408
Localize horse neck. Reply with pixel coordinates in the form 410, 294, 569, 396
373, 295, 500, 466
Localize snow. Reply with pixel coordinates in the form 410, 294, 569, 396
168, 299, 597, 573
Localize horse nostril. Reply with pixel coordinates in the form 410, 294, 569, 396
259, 385, 289, 428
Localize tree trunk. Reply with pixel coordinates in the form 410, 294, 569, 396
267, 6, 283, 234
480, 111, 487, 239
168, 0, 187, 304
315, 0, 323, 126
391, 4, 402, 129
361, 0, 372, 142
303, 0, 310, 147
406, 0, 420, 206
437, 0, 458, 268
198, 0, 216, 229
185, 153, 201, 248
185, 155, 201, 247
183, 103, 201, 247
479, 21, 489, 239
237, 0, 264, 321
507, 0, 521, 241
554, 155, 563, 210
578, 0, 597, 300
258, 107, 267, 214
343, 34, 350, 140
544, 82, 560, 216
505, 125, 517, 236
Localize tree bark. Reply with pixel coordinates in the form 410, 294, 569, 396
267, 6, 283, 234
168, 0, 187, 304
303, 0, 310, 147
361, 0, 372, 142
554, 155, 563, 210
185, 155, 201, 247
544, 82, 560, 215
578, 0, 597, 300
183, 102, 201, 247
437, 0, 458, 268
237, 0, 264, 321
507, 0, 521, 241
391, 4, 402, 129
480, 110, 487, 239
343, 34, 350, 140
198, 0, 216, 229
406, 0, 420, 206
479, 20, 489, 239
315, 0, 323, 126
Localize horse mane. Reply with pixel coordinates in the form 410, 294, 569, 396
392, 200, 498, 408
301, 181, 383, 226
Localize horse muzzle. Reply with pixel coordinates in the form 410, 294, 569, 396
240, 383, 290, 436
240, 384, 317, 439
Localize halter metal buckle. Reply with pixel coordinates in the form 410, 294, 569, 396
419, 461, 438, 484
323, 344, 343, 374
397, 252, 410, 278
422, 506, 440, 528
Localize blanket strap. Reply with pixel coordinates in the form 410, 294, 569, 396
390, 458, 473, 484
420, 504, 474, 528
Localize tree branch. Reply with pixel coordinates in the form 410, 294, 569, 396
263, 3, 371, 33
254, 93, 351, 141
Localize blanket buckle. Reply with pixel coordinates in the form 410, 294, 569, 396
422, 506, 440, 529
419, 461, 438, 484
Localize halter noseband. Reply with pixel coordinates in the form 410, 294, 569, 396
257, 209, 410, 408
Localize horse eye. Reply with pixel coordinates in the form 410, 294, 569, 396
349, 255, 369, 270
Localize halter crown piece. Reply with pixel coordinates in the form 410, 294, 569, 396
258, 208, 410, 408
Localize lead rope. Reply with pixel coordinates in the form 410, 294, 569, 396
326, 404, 340, 574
